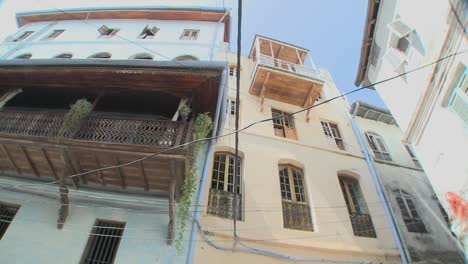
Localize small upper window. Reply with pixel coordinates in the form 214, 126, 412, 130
272, 109, 297, 140
139, 25, 159, 39
365, 132, 392, 161
43, 30, 64, 40
321, 121, 344, 150
174, 55, 199, 61
180, 29, 199, 40
394, 189, 428, 233
14, 53, 32, 59
89, 52, 111, 59
315, 91, 324, 102
54, 53, 73, 59
388, 19, 413, 55
98, 25, 119, 38
12, 31, 34, 42
129, 53, 153, 60
229, 66, 237, 77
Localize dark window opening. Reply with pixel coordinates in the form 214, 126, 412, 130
14, 53, 32, 59
81, 220, 125, 264
3, 88, 179, 120
0, 203, 20, 239
54, 53, 73, 59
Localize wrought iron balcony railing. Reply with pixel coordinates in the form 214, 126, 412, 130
0, 110, 190, 148
207, 189, 242, 220
281, 200, 313, 231
349, 213, 376, 238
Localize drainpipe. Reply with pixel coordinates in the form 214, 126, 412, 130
186, 69, 228, 264
0, 21, 58, 59
349, 102, 410, 264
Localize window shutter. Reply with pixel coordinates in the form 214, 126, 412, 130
150, 26, 159, 35
98, 25, 110, 35
388, 19, 413, 38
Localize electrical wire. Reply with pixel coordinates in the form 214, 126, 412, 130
12, 48, 468, 190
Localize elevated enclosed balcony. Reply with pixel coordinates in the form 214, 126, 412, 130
0, 60, 224, 197
249, 35, 324, 119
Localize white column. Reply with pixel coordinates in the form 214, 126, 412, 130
295, 48, 303, 65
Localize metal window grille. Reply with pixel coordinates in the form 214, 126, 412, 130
208, 153, 242, 220
81, 220, 125, 264
339, 176, 376, 238
279, 165, 313, 231
0, 203, 19, 239
394, 190, 428, 233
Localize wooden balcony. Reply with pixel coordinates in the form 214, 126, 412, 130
249, 35, 324, 119
0, 110, 192, 195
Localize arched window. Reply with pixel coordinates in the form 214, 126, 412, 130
174, 55, 199, 61
14, 53, 32, 59
365, 131, 392, 161
278, 164, 313, 231
129, 53, 153, 60
394, 189, 428, 233
338, 175, 376, 238
88, 52, 111, 59
207, 152, 242, 220
54, 53, 73, 59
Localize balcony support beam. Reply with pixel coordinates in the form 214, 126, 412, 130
296, 48, 303, 65
0, 144, 20, 175
167, 162, 177, 245
260, 72, 271, 112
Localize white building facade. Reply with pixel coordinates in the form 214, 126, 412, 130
355, 0, 468, 247
0, 6, 229, 264
351, 101, 465, 263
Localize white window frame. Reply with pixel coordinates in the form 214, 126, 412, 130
98, 25, 119, 38
180, 29, 199, 40
385, 18, 414, 73
139, 25, 159, 39
365, 132, 392, 161
229, 66, 237, 77
11, 31, 34, 42
320, 120, 345, 150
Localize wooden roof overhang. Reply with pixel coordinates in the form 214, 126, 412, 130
249, 65, 324, 110
0, 59, 224, 115
17, 8, 230, 42
354, 0, 381, 86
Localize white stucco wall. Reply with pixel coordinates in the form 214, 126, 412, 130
362, 0, 468, 225
0, 18, 228, 61
0, 181, 187, 264
193, 54, 400, 264
354, 115, 465, 263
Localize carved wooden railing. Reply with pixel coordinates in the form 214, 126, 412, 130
349, 213, 376, 238
281, 200, 313, 231
257, 55, 320, 79
0, 111, 190, 147
207, 189, 242, 220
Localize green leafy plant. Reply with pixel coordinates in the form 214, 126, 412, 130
175, 112, 213, 253
58, 99, 93, 138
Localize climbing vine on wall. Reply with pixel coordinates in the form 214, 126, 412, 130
176, 112, 213, 253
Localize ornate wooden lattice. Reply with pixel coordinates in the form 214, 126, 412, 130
349, 213, 376, 238
281, 200, 313, 231
207, 189, 242, 220
0, 111, 65, 137
76, 117, 179, 147
0, 111, 184, 147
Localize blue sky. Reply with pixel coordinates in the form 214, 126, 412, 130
0, 0, 385, 107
